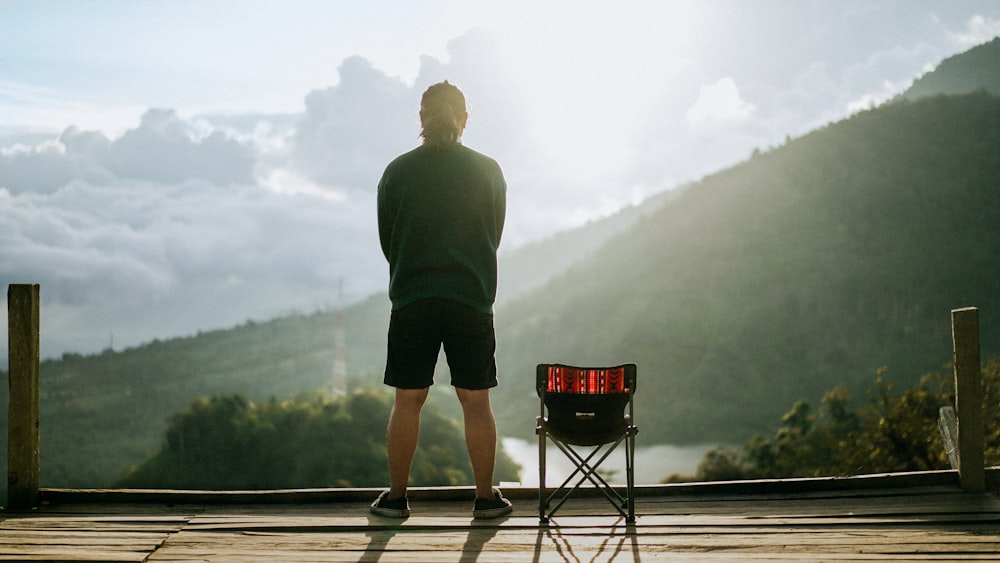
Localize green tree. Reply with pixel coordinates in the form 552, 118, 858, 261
677, 359, 1000, 482
118, 387, 520, 489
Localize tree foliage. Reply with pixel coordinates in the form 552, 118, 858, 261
903, 37, 1000, 100
679, 358, 1000, 482
117, 388, 519, 489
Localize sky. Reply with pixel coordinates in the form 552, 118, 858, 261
2, 0, 999, 365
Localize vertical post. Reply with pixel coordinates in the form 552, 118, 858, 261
8, 284, 41, 510
951, 307, 984, 492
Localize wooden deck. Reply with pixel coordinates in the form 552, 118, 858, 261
2, 471, 1000, 561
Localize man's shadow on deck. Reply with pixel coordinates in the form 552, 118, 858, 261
360, 514, 404, 563
360, 513, 506, 563
460, 519, 504, 561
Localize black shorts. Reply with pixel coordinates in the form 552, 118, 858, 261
384, 298, 498, 390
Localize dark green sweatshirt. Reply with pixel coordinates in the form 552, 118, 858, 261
377, 142, 506, 314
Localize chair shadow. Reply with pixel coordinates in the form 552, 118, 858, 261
533, 518, 641, 562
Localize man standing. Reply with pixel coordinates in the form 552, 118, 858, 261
371, 81, 512, 519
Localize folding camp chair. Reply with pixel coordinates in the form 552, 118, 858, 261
535, 363, 638, 523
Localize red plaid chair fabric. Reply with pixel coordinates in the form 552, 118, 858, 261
544, 365, 630, 394
535, 363, 638, 523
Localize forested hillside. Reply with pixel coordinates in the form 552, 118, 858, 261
0, 295, 380, 493
493, 91, 1000, 443
903, 36, 1000, 100
497, 189, 676, 303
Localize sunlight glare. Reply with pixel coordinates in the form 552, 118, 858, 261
456, 1, 706, 186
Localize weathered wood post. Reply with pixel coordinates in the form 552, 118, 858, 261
951, 307, 985, 492
8, 283, 41, 510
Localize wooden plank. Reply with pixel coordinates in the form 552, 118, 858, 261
37, 468, 965, 505
148, 495, 1000, 562
0, 531, 170, 543
181, 496, 1000, 527
148, 488, 1000, 531
0, 550, 151, 562
638, 497, 1000, 518
149, 526, 1000, 547
145, 555, 1000, 562
144, 526, 1000, 562
6, 485, 1000, 561
952, 306, 986, 491
0, 518, 190, 531
28, 488, 1000, 524
0, 532, 164, 562
0, 514, 183, 562
7, 283, 41, 511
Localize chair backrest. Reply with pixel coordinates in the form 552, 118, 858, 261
537, 364, 636, 446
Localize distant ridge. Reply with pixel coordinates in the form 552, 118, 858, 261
902, 36, 1000, 99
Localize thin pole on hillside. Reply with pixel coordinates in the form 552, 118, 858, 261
951, 306, 985, 492
7, 284, 41, 510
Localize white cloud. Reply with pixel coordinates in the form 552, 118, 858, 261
0, 110, 257, 194
106, 109, 256, 185
686, 77, 755, 124
290, 56, 415, 192
0, 183, 174, 307
950, 15, 1000, 47
259, 168, 346, 201
0, 178, 384, 359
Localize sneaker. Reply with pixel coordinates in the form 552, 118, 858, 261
370, 491, 410, 518
473, 488, 513, 519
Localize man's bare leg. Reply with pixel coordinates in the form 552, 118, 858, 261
456, 387, 497, 498
386, 387, 429, 499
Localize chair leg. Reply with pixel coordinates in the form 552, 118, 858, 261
625, 428, 636, 523
543, 438, 631, 521
538, 425, 548, 523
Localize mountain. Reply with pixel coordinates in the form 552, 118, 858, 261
4, 39, 1000, 491
492, 90, 1000, 443
902, 36, 1000, 99
497, 189, 678, 303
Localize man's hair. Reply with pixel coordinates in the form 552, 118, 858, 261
420, 81, 466, 149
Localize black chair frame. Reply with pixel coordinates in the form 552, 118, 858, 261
535, 363, 637, 524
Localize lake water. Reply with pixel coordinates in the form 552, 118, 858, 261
500, 437, 719, 487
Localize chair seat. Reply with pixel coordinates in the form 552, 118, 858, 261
542, 393, 630, 446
